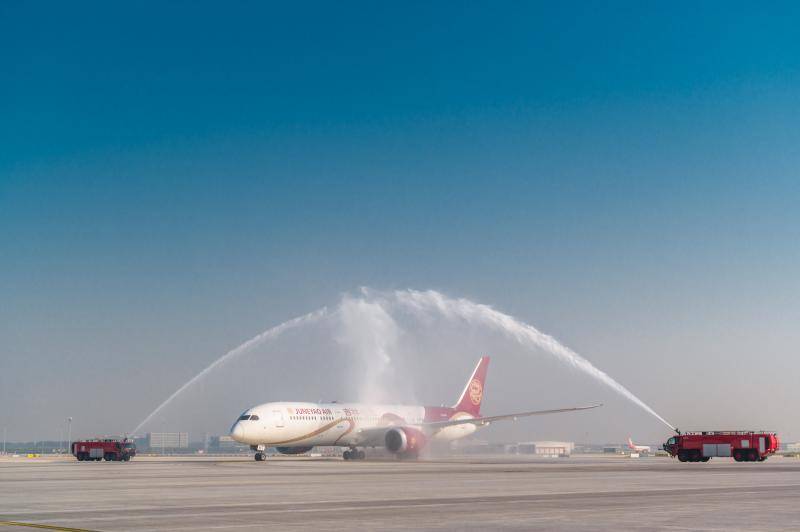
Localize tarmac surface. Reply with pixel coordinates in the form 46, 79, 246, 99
1, 454, 799, 531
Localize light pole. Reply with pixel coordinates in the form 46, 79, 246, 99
2, 427, 6, 455
66, 417, 72, 455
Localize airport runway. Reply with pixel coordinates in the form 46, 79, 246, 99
1, 454, 799, 531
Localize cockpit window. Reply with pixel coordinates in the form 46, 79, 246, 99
238, 414, 251, 421
250, 415, 259, 421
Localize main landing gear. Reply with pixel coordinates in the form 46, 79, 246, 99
254, 452, 266, 461
343, 448, 365, 460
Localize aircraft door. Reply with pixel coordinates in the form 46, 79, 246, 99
334, 409, 347, 430
273, 409, 284, 428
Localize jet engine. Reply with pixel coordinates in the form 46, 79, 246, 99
275, 446, 313, 455
384, 427, 427, 455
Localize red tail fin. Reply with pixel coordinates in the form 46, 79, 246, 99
453, 356, 489, 416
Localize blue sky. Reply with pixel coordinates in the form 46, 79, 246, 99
2, 2, 800, 440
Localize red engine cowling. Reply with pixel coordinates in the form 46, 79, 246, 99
385, 427, 427, 454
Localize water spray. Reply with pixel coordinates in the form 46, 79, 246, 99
390, 289, 676, 432
132, 289, 675, 434
131, 307, 328, 434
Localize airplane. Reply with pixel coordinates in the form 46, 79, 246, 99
627, 437, 652, 455
229, 356, 602, 461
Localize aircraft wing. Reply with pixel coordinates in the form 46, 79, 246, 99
351, 403, 601, 445
422, 403, 602, 430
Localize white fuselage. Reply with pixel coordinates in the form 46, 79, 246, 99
229, 401, 475, 448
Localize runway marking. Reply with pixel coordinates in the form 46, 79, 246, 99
7, 484, 800, 527
44, 492, 798, 532
0, 522, 98, 532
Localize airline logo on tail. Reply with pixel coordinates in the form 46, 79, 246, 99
468, 378, 483, 405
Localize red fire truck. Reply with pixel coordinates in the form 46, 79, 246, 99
662, 431, 779, 462
72, 438, 136, 462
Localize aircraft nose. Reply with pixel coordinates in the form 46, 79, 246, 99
230, 422, 247, 442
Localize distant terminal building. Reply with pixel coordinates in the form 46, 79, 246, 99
148, 432, 189, 450
518, 441, 575, 457
785, 442, 800, 453
210, 435, 249, 452
451, 440, 510, 455
452, 439, 574, 456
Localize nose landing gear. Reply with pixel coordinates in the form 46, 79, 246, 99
250, 444, 267, 462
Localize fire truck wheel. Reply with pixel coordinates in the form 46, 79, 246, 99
700, 457, 710, 462
758, 456, 767, 462
749, 450, 759, 462
677, 450, 688, 462
343, 450, 351, 460
733, 450, 742, 461
123, 456, 130, 461
690, 450, 702, 462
